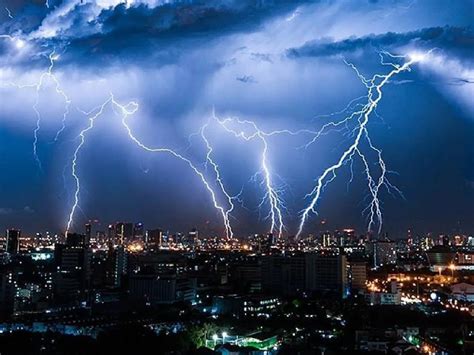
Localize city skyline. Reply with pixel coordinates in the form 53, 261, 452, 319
1, 0, 473, 237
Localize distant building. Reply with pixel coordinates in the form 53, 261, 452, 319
53, 243, 92, 300
65, 232, 87, 247
262, 254, 305, 295
5, 229, 20, 255
146, 229, 163, 248
105, 245, 127, 288
212, 294, 280, 317
107, 224, 115, 242
115, 222, 133, 244
373, 240, 397, 267
305, 254, 348, 298
233, 262, 262, 293
182, 228, 198, 249
457, 252, 474, 265
129, 274, 196, 305
350, 261, 367, 291
426, 246, 456, 267
0, 274, 15, 319
367, 280, 401, 305
85, 223, 92, 245
450, 283, 474, 302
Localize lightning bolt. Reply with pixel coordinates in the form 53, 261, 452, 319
212, 113, 286, 238
65, 98, 111, 235
199, 120, 237, 238
1, 48, 71, 170
296, 51, 430, 238
66, 95, 236, 239
5, 7, 13, 19
2, 32, 429, 240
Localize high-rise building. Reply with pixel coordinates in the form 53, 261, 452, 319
146, 229, 163, 248
65, 232, 87, 247
234, 262, 262, 293
134, 223, 144, 239
129, 274, 177, 304
262, 255, 305, 295
0, 274, 15, 319
321, 232, 332, 247
106, 245, 127, 288
85, 223, 92, 245
107, 224, 115, 242
305, 254, 348, 298
115, 222, 133, 244
373, 240, 397, 267
349, 261, 367, 291
185, 228, 198, 249
5, 229, 20, 255
54, 242, 92, 299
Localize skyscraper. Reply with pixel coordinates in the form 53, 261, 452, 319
85, 223, 92, 245
115, 222, 133, 244
373, 240, 397, 267
133, 223, 144, 239
146, 229, 163, 248
5, 229, 20, 255
305, 254, 348, 298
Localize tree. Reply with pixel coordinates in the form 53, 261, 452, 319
188, 323, 219, 348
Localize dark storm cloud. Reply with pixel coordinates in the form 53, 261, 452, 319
23, 1, 316, 66
287, 26, 474, 59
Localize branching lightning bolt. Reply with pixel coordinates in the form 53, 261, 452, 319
211, 113, 287, 238
66, 95, 236, 238
296, 51, 431, 238
65, 98, 111, 235
1, 48, 71, 170
2, 30, 429, 240
5, 7, 13, 19
199, 120, 238, 238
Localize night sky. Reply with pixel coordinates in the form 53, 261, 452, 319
0, 0, 473, 238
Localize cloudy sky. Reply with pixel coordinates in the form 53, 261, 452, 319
0, 0, 473, 238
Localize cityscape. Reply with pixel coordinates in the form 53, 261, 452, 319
0, 224, 473, 354
0, 0, 473, 354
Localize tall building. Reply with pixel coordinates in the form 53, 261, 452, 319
305, 254, 348, 298
106, 245, 127, 288
65, 232, 87, 247
5, 229, 20, 255
262, 255, 305, 295
85, 223, 92, 245
146, 229, 163, 248
129, 275, 176, 305
255, 233, 273, 254
373, 240, 397, 267
185, 228, 198, 249
107, 224, 115, 242
234, 262, 262, 293
134, 223, 144, 239
321, 232, 332, 248
349, 261, 367, 291
115, 222, 133, 244
0, 274, 15, 319
54, 242, 92, 300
